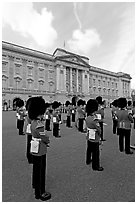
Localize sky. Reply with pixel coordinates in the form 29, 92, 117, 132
2, 1, 135, 89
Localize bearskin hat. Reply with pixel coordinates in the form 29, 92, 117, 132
52, 101, 60, 109
96, 96, 103, 105
26, 97, 34, 111
28, 97, 46, 120
117, 97, 127, 109
77, 99, 84, 106
111, 99, 118, 107
65, 100, 71, 107
86, 99, 98, 115
127, 100, 132, 106
16, 99, 24, 108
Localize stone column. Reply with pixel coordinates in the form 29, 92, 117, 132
87, 71, 90, 95
82, 70, 85, 93
63, 66, 66, 92
76, 69, 79, 93
70, 67, 73, 93
22, 59, 27, 89
8, 55, 14, 88
56, 66, 60, 92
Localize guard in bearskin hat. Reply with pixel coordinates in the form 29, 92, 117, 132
77, 99, 86, 132
85, 99, 104, 171
28, 96, 51, 201
95, 96, 106, 141
25, 97, 34, 164
116, 97, 133, 154
111, 99, 118, 134
52, 101, 61, 137
65, 100, 72, 128
16, 99, 26, 135
45, 103, 52, 131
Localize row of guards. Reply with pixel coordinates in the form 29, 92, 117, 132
14, 95, 135, 201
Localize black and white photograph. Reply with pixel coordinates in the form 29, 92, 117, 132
2, 1, 135, 202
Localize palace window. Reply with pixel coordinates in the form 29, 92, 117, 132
28, 67, 33, 76
15, 64, 21, 75
2, 61, 8, 73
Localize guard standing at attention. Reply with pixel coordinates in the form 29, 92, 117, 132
17, 99, 26, 135
28, 96, 51, 201
96, 96, 106, 141
45, 103, 52, 131
77, 99, 86, 132
52, 101, 61, 137
116, 97, 133, 154
85, 99, 104, 171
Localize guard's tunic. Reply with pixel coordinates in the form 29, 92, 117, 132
85, 114, 101, 170
116, 108, 133, 153
31, 119, 50, 197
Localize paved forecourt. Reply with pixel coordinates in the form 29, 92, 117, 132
2, 108, 135, 202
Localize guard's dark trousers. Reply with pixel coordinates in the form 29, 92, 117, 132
45, 119, 50, 131
113, 119, 117, 134
117, 128, 131, 153
78, 118, 84, 132
86, 140, 100, 170
32, 154, 46, 197
53, 123, 59, 137
66, 116, 71, 127
26, 134, 33, 164
72, 113, 75, 122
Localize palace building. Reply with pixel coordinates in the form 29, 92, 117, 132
2, 41, 132, 109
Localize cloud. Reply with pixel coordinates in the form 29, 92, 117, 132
67, 29, 101, 55
110, 5, 135, 73
2, 2, 57, 49
73, 2, 82, 30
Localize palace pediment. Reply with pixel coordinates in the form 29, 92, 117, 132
53, 48, 90, 68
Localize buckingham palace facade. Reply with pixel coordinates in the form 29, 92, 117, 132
2, 41, 132, 108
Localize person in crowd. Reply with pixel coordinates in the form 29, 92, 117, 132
85, 99, 104, 171
28, 96, 51, 201
116, 97, 133, 154
96, 96, 106, 141
52, 101, 61, 137
77, 99, 86, 132
16, 99, 26, 135
111, 99, 118, 134
65, 101, 72, 128
45, 103, 52, 131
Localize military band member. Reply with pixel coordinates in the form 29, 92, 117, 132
25, 97, 34, 164
45, 103, 52, 131
65, 101, 72, 128
85, 99, 104, 171
52, 101, 61, 137
116, 97, 133, 154
111, 99, 118, 134
96, 96, 105, 141
17, 99, 26, 135
77, 99, 86, 132
28, 96, 51, 201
